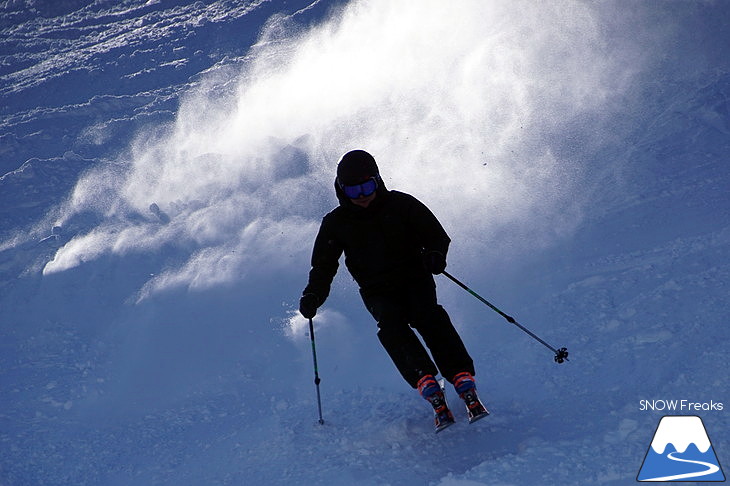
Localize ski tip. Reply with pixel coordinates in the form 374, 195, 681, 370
435, 419, 456, 433
468, 410, 490, 424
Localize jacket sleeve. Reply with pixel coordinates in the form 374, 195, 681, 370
302, 215, 343, 305
408, 196, 451, 258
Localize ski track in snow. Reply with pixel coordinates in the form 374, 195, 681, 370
1, 1, 729, 485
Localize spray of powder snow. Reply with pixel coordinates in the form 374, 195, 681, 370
44, 0, 645, 296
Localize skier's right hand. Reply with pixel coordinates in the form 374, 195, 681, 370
299, 293, 320, 319
424, 251, 447, 275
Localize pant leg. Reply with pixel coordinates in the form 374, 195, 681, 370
406, 281, 475, 384
361, 290, 438, 387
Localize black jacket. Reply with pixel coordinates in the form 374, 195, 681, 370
303, 178, 451, 303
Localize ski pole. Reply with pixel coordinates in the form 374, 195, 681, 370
441, 271, 569, 364
308, 318, 325, 424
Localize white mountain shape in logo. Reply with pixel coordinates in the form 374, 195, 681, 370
651, 416, 711, 454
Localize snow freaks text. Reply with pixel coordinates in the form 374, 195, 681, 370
639, 400, 724, 412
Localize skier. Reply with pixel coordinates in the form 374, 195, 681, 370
299, 149, 487, 431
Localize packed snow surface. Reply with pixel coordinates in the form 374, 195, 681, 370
1, 1, 728, 485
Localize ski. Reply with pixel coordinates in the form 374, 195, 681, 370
460, 388, 490, 424
428, 379, 455, 433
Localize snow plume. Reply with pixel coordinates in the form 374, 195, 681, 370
45, 0, 645, 293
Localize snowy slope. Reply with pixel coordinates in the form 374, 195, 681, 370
1, 1, 729, 485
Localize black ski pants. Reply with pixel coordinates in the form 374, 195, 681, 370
360, 278, 475, 388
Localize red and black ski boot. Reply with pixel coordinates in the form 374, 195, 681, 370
417, 374, 455, 433
453, 372, 489, 424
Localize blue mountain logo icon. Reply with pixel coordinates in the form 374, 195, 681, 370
638, 415, 725, 482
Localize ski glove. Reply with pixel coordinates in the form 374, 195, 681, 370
299, 293, 320, 319
424, 251, 447, 275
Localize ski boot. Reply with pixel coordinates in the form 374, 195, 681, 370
453, 372, 489, 424
417, 374, 455, 433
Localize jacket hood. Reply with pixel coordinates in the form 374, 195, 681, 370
336, 150, 379, 186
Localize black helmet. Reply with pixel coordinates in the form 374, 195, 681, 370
336, 150, 379, 186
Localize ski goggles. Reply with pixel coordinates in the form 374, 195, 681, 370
340, 176, 378, 199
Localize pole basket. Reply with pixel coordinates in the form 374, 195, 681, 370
554, 347, 569, 364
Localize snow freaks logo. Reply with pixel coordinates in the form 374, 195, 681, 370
637, 415, 726, 482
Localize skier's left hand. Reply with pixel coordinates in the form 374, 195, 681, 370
424, 251, 446, 275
